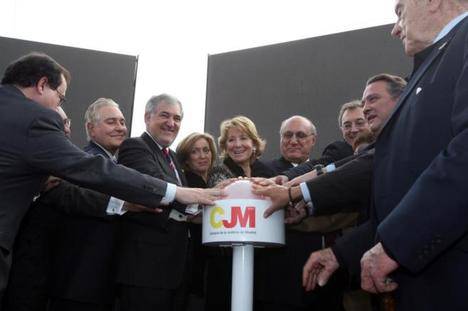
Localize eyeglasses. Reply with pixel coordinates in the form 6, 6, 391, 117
282, 131, 314, 141
63, 118, 71, 127
54, 88, 67, 106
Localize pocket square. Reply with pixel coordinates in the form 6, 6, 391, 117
416, 87, 422, 95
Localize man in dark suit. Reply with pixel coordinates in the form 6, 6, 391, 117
253, 73, 406, 306
278, 101, 368, 183
302, 12, 468, 305
258, 115, 347, 311
355, 1, 468, 309
47, 98, 128, 311
116, 94, 191, 311
268, 115, 317, 173
0, 52, 222, 299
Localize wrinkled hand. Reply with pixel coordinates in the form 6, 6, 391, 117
360, 242, 399, 293
251, 180, 289, 218
175, 187, 225, 205
286, 170, 318, 187
303, 248, 340, 291
124, 202, 162, 213
285, 201, 307, 225
270, 175, 289, 185
251, 177, 276, 187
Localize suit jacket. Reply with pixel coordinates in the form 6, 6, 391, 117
255, 157, 347, 308
3, 176, 113, 310
306, 150, 373, 217
349, 17, 468, 310
267, 156, 294, 173
48, 141, 119, 304
283, 140, 353, 180
116, 132, 189, 289
0, 85, 167, 255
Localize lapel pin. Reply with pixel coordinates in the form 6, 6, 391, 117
416, 87, 422, 95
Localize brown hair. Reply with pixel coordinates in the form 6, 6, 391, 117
176, 132, 217, 172
366, 73, 407, 100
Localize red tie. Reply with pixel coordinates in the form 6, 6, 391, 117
162, 147, 176, 171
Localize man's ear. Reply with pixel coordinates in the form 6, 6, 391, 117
36, 76, 48, 95
86, 122, 94, 138
144, 112, 151, 125
311, 134, 317, 145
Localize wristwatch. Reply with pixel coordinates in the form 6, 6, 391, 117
314, 164, 325, 176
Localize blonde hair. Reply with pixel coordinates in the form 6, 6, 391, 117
218, 115, 266, 160
176, 132, 217, 172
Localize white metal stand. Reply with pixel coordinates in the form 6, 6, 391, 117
231, 244, 254, 311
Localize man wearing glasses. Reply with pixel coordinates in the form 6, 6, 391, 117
0, 52, 223, 299
268, 115, 317, 173
276, 101, 369, 184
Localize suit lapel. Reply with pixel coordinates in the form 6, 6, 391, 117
141, 133, 178, 180
379, 37, 453, 136
170, 149, 187, 186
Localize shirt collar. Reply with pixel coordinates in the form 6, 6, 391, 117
91, 140, 117, 161
145, 130, 167, 150
433, 12, 468, 43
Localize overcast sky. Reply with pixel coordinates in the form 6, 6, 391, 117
1, 0, 397, 145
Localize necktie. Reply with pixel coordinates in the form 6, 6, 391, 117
162, 147, 176, 171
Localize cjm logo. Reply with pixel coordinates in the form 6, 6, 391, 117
210, 206, 256, 229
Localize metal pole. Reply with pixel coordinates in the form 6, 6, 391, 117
231, 244, 254, 311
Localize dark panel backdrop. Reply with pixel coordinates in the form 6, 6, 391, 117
205, 24, 411, 161
0, 36, 138, 148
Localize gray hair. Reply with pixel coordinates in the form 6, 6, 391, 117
84, 97, 119, 139
145, 93, 183, 118
279, 115, 317, 136
337, 100, 363, 127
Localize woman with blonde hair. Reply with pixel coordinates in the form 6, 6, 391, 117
214, 115, 274, 181
204, 115, 275, 311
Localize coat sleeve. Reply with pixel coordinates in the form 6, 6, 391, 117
24, 111, 167, 209
284, 141, 353, 179
117, 138, 183, 229
39, 181, 109, 218
307, 152, 373, 215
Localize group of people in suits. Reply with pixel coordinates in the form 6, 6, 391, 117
2, 1, 468, 310
254, 0, 468, 310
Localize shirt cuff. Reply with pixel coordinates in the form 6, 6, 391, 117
106, 197, 126, 215
300, 182, 311, 202
300, 182, 315, 216
326, 163, 336, 173
161, 183, 177, 205
185, 204, 200, 215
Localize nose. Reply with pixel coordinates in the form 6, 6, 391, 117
391, 21, 401, 38
289, 134, 299, 143
166, 118, 175, 128
363, 103, 371, 116
350, 123, 360, 133
116, 122, 127, 133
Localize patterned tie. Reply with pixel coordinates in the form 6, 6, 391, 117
162, 147, 176, 171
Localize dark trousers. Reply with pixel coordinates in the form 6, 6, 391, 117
48, 298, 112, 311
119, 284, 188, 311
0, 246, 12, 310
